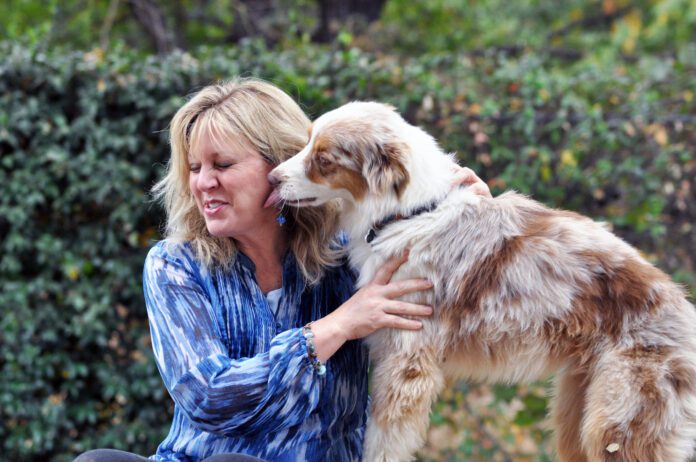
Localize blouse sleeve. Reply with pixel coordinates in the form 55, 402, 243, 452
142, 242, 322, 437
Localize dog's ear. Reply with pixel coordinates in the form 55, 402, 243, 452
364, 140, 410, 198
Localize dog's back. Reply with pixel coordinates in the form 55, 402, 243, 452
361, 188, 696, 462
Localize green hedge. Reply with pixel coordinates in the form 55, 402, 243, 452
1, 40, 694, 461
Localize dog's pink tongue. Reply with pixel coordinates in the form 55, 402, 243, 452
264, 189, 281, 208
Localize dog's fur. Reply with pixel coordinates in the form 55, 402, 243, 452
269, 102, 696, 462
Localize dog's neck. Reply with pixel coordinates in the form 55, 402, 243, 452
341, 147, 457, 245
364, 198, 442, 244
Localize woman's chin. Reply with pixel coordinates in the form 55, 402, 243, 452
205, 222, 235, 238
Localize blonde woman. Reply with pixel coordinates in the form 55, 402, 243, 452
75, 78, 489, 462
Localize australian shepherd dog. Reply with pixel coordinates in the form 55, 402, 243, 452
268, 102, 696, 462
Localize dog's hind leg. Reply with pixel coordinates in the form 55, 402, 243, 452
581, 346, 696, 462
549, 366, 590, 462
363, 345, 444, 462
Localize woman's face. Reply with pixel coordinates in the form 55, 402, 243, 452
188, 131, 277, 240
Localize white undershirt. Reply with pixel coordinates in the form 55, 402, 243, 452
265, 288, 282, 316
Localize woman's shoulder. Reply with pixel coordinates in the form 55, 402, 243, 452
144, 239, 201, 274
147, 238, 194, 260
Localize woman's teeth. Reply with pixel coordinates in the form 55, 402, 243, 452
206, 200, 226, 211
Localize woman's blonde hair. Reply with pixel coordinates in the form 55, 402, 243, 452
153, 78, 341, 284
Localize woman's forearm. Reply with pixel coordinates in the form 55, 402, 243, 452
308, 313, 349, 363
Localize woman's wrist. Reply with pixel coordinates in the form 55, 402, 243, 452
307, 313, 349, 363
302, 323, 326, 375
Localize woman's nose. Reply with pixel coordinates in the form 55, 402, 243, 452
197, 167, 219, 190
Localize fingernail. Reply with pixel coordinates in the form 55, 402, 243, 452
403, 249, 410, 258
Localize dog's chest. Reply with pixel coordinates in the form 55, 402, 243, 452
351, 246, 391, 288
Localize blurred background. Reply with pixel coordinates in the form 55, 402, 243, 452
1, 0, 694, 461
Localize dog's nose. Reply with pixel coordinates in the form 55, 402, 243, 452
267, 171, 282, 188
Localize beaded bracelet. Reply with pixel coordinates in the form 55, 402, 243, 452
302, 323, 326, 376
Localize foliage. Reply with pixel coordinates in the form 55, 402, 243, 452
0, 31, 694, 462
6, 0, 695, 62
379, 0, 696, 57
1, 0, 320, 53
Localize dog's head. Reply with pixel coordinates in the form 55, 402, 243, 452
267, 102, 411, 208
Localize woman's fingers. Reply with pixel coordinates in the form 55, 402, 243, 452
451, 166, 492, 198
364, 252, 436, 335
383, 301, 433, 317
382, 278, 433, 298
468, 182, 492, 198
452, 166, 481, 186
382, 314, 423, 331
372, 249, 409, 285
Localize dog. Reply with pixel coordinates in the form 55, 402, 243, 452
267, 102, 696, 462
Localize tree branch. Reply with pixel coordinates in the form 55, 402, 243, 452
127, 0, 175, 54
547, 5, 632, 40
100, 0, 121, 49
470, 44, 583, 61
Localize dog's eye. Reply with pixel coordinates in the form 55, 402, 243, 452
317, 156, 332, 168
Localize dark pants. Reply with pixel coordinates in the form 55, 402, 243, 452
74, 449, 266, 462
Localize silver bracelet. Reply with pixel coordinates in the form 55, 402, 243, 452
302, 323, 326, 376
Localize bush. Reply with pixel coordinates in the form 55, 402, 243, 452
1, 40, 693, 461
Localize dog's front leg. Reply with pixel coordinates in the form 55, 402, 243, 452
363, 344, 444, 462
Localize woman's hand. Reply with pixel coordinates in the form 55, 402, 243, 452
310, 251, 433, 361
333, 250, 433, 340
451, 165, 491, 198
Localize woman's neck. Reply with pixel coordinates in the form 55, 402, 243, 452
236, 223, 289, 293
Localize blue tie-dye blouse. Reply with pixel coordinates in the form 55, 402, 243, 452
142, 240, 370, 462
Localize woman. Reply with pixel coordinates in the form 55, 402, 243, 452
76, 78, 489, 462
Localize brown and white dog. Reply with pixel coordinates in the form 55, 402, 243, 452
268, 102, 696, 462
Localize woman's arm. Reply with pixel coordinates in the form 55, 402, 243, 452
143, 243, 324, 437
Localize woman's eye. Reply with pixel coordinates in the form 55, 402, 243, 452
189, 164, 201, 173
215, 163, 232, 170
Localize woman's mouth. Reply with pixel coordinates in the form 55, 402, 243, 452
204, 200, 228, 215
